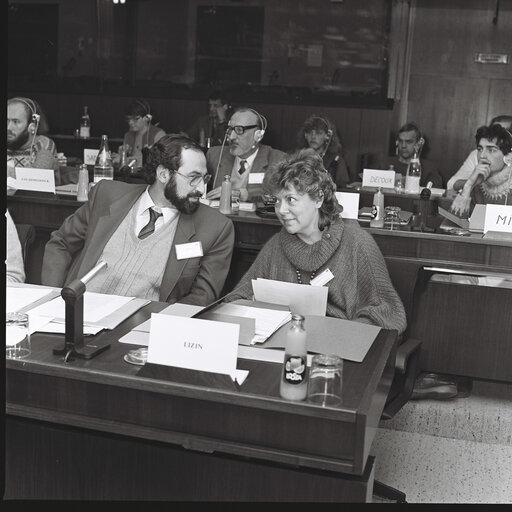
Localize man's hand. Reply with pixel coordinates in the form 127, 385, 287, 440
206, 186, 221, 200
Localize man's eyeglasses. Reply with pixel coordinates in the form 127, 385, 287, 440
227, 124, 259, 136
175, 171, 212, 187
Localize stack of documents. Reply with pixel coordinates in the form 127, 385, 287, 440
211, 303, 291, 344
7, 284, 149, 335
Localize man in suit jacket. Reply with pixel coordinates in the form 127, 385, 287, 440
42, 134, 235, 306
205, 107, 286, 201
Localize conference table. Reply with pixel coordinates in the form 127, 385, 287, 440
5, 298, 397, 501
7, 188, 512, 382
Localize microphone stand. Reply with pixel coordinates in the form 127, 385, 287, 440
53, 261, 111, 362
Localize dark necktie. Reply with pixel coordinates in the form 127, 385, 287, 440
138, 208, 163, 240
238, 160, 247, 175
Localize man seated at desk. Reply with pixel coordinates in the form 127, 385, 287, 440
372, 122, 443, 189
205, 107, 287, 202
42, 134, 235, 305
450, 123, 512, 217
7, 96, 59, 185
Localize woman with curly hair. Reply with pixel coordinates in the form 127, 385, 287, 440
224, 148, 406, 333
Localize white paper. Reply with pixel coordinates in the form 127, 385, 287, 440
133, 302, 203, 332
335, 192, 360, 219
7, 286, 55, 313
212, 303, 291, 344
147, 314, 239, 376
252, 278, 328, 316
15, 167, 55, 193
238, 345, 314, 366
28, 291, 135, 323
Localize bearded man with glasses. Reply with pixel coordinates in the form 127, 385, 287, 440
206, 107, 286, 202
42, 134, 235, 306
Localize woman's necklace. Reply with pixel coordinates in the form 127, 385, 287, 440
295, 268, 317, 285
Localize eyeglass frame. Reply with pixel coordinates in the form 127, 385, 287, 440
226, 124, 259, 136
175, 171, 212, 187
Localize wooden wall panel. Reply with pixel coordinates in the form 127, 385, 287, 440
407, 75, 489, 185
487, 79, 512, 120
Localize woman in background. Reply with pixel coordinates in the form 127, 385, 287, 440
296, 114, 350, 188
224, 149, 406, 334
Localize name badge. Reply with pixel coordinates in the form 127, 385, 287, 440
248, 172, 264, 184
310, 268, 334, 287
175, 241, 204, 260
84, 149, 99, 165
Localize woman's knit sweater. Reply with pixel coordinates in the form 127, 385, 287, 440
225, 218, 407, 335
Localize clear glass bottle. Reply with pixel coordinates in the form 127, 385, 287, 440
370, 187, 385, 228
404, 151, 421, 194
80, 106, 91, 139
219, 174, 232, 214
93, 134, 114, 183
76, 164, 89, 202
280, 314, 308, 401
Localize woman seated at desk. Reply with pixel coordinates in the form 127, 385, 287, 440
295, 114, 350, 189
224, 148, 407, 334
114, 98, 166, 170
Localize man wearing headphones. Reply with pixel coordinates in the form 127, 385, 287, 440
186, 90, 232, 147
7, 97, 58, 182
205, 107, 286, 202
42, 134, 235, 306
120, 98, 166, 170
374, 122, 443, 188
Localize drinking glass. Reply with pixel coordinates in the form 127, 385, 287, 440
384, 206, 402, 230
231, 189, 241, 214
307, 354, 343, 406
6, 312, 31, 359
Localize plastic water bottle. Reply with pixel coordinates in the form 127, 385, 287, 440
219, 175, 232, 214
94, 134, 114, 183
370, 187, 385, 228
405, 152, 421, 194
76, 164, 89, 202
80, 106, 91, 139
280, 314, 308, 401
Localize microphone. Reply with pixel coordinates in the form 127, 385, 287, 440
213, 128, 230, 189
53, 261, 109, 362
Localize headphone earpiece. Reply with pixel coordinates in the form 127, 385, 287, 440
504, 154, 512, 166
32, 113, 40, 123
145, 113, 152, 122
247, 108, 267, 143
254, 129, 265, 142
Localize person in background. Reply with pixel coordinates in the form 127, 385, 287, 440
446, 115, 512, 191
296, 114, 350, 188
116, 98, 166, 170
224, 148, 406, 334
186, 90, 232, 148
6, 210, 26, 284
206, 107, 287, 202
7, 96, 59, 185
373, 122, 443, 188
42, 134, 235, 306
450, 123, 512, 217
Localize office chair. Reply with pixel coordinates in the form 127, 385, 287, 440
14, 223, 36, 276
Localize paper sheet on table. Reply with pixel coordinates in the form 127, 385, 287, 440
35, 321, 104, 336
7, 286, 58, 313
28, 292, 137, 325
133, 302, 203, 332
238, 345, 314, 366
252, 278, 328, 316
263, 315, 380, 363
212, 303, 290, 344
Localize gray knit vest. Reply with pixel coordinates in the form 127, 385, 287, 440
86, 206, 178, 300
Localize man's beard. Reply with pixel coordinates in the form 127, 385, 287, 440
164, 177, 202, 214
7, 128, 30, 151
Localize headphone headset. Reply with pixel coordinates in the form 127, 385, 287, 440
135, 98, 152, 122
11, 97, 40, 127
247, 108, 267, 142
